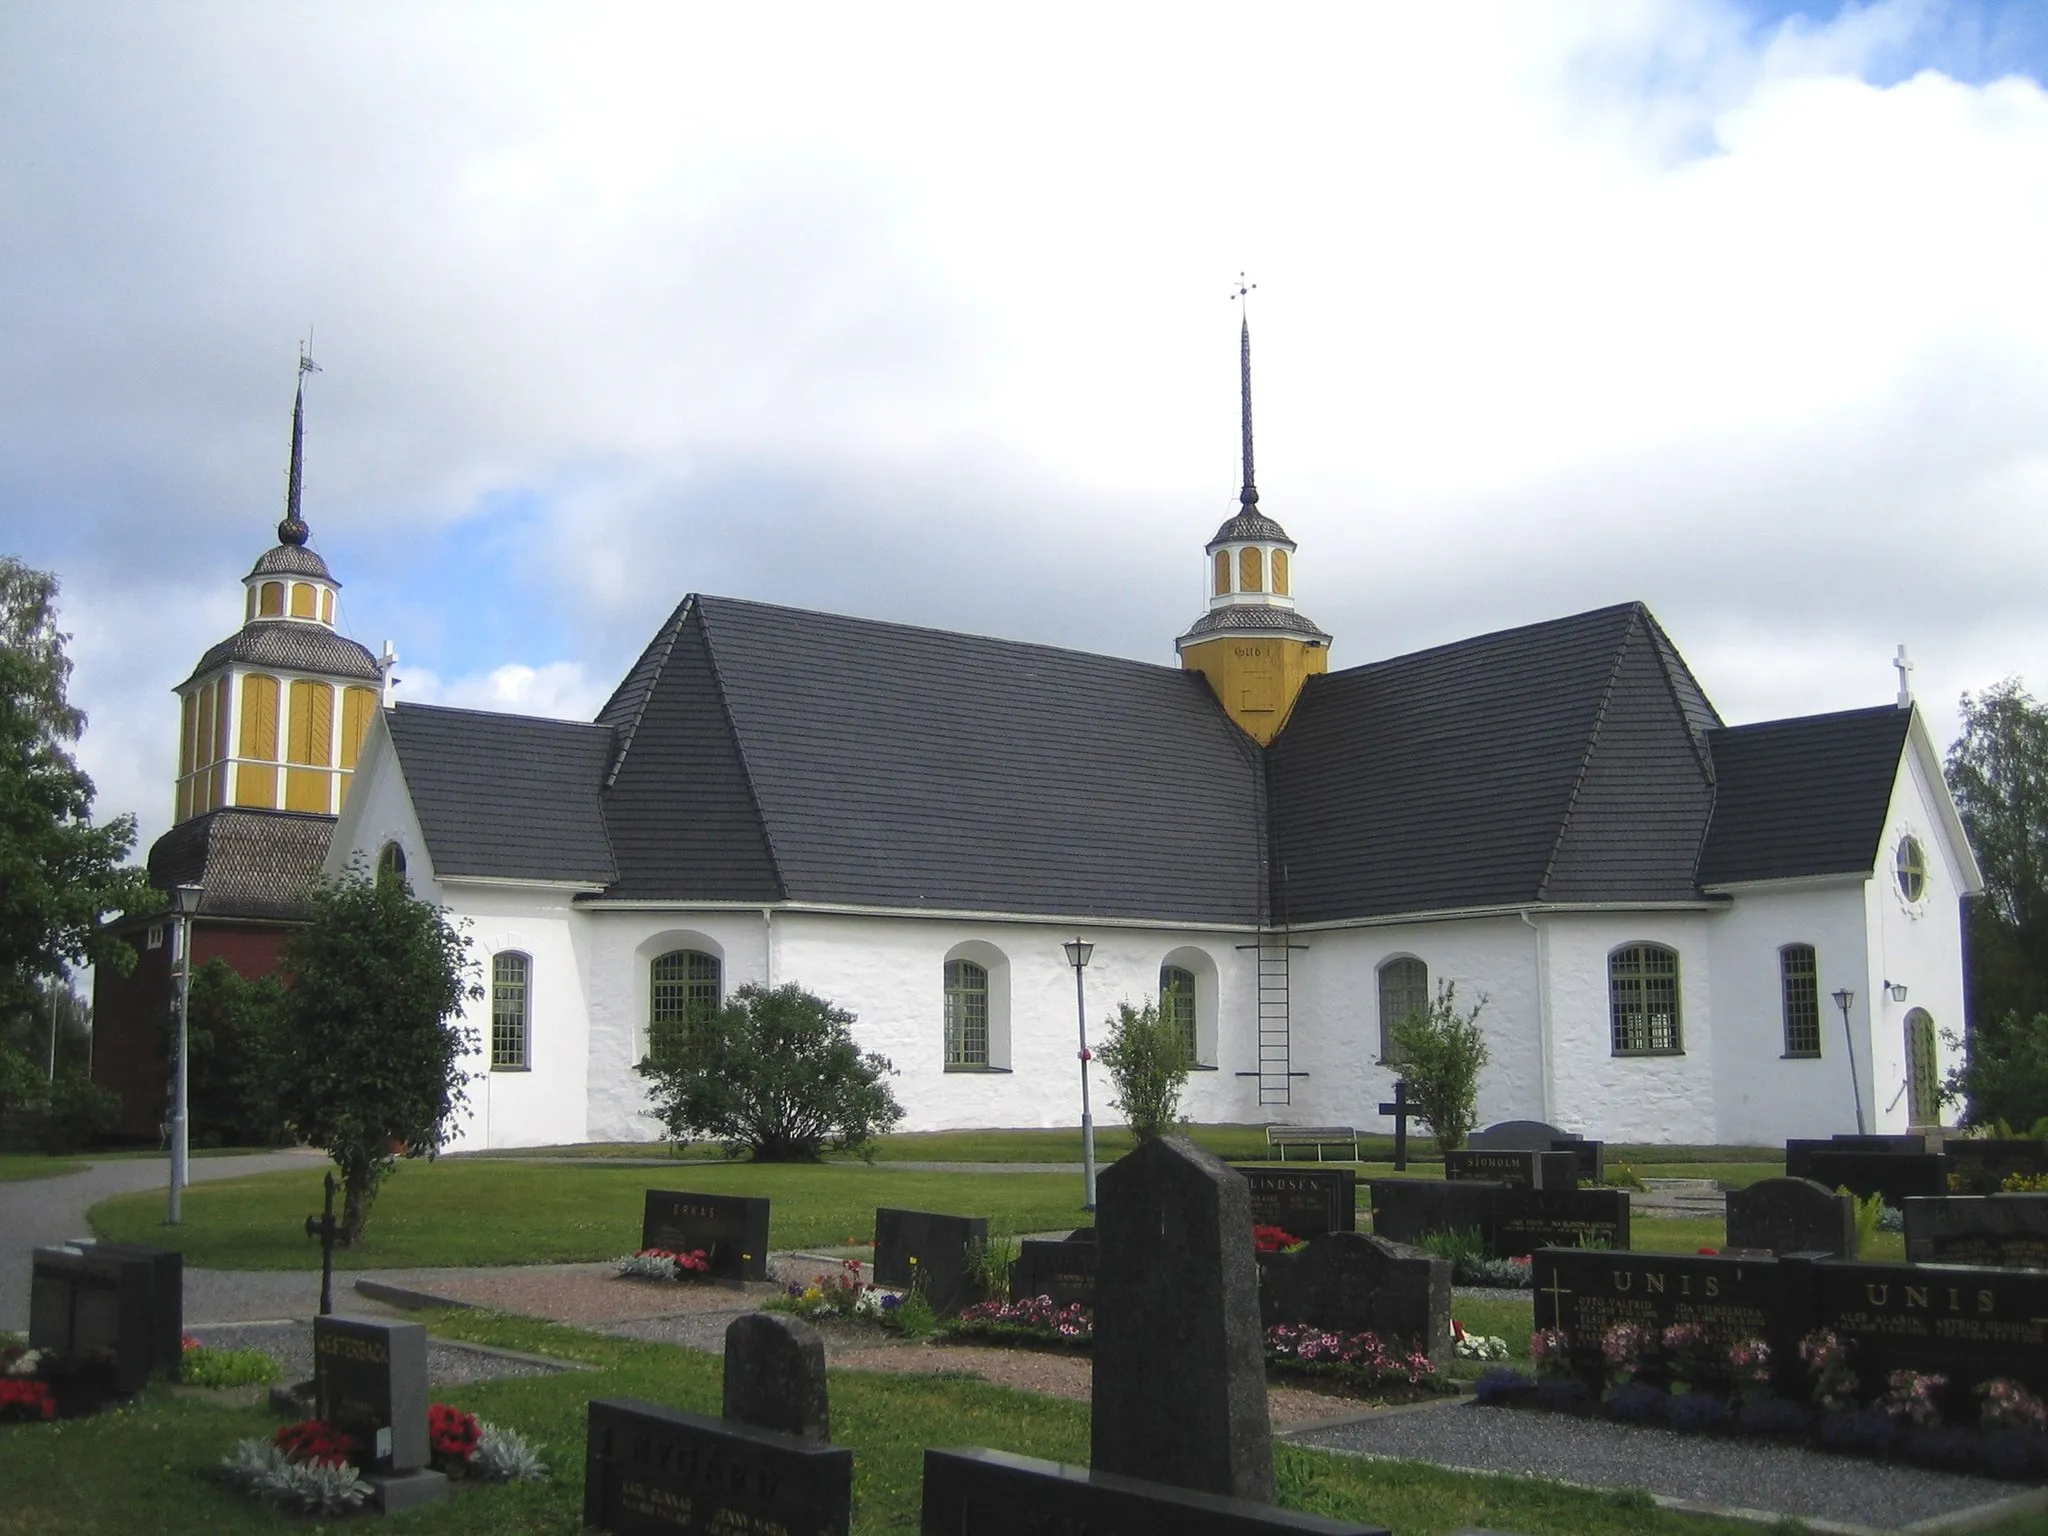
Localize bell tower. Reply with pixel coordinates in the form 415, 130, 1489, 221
1176, 305, 1330, 744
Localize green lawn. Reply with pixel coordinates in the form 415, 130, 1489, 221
0, 1153, 88, 1182
91, 1160, 1106, 1269
0, 1307, 1968, 1536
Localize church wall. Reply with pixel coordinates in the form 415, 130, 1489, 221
1281, 917, 1541, 1134
1703, 881, 1871, 1144
1541, 912, 1719, 1144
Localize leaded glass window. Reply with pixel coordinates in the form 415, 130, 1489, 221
650, 949, 720, 1065
945, 959, 989, 1066
1896, 836, 1927, 902
1160, 965, 1197, 1064
1780, 944, 1819, 1057
491, 952, 529, 1070
1378, 957, 1429, 1064
1610, 944, 1681, 1054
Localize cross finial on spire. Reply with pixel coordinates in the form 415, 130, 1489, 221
279, 339, 319, 547
1895, 643, 1915, 709
1233, 274, 1257, 510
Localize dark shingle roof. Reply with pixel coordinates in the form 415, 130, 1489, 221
1267, 603, 1721, 923
599, 597, 1267, 922
1209, 510, 1296, 547
182, 621, 381, 687
1180, 605, 1331, 641
147, 809, 335, 920
246, 544, 336, 581
1696, 705, 1911, 885
385, 704, 618, 885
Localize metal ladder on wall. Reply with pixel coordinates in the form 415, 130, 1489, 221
1238, 924, 1307, 1106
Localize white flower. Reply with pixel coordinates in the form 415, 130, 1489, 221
1454, 1334, 1509, 1361
4, 1349, 41, 1377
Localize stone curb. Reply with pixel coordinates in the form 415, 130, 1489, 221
352, 1278, 475, 1312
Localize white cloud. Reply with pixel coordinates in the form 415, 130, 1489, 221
400, 661, 607, 721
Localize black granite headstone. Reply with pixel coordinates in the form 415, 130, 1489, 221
641, 1190, 771, 1282
1009, 1238, 1097, 1307
920, 1447, 1389, 1535
1793, 1254, 2048, 1401
1487, 1189, 1632, 1258
27, 1245, 156, 1396
1234, 1166, 1358, 1240
1903, 1194, 2048, 1269
1469, 1120, 1605, 1185
1367, 1178, 1502, 1246
874, 1207, 990, 1314
1092, 1136, 1273, 1503
1725, 1177, 1857, 1258
1945, 1140, 2048, 1195
1443, 1149, 1577, 1190
313, 1317, 430, 1475
723, 1312, 830, 1442
83, 1241, 183, 1378
585, 1397, 854, 1536
1256, 1233, 1450, 1359
1784, 1142, 1944, 1206
1531, 1248, 1790, 1387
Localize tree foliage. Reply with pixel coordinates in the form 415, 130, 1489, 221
275, 865, 479, 1241
0, 558, 153, 1035
181, 960, 293, 1148
1948, 678, 2048, 1032
1390, 980, 1491, 1154
636, 982, 903, 1162
1096, 996, 1190, 1141
1945, 1008, 2048, 1131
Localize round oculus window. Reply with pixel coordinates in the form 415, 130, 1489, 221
1895, 835, 1927, 903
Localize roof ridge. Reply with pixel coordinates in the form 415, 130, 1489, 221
692, 602, 791, 902
599, 596, 692, 788
1534, 608, 1637, 902
1708, 701, 1907, 737
392, 699, 610, 731
1327, 601, 1643, 681
1637, 605, 1723, 765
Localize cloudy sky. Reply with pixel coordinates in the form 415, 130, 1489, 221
3, 0, 2045, 861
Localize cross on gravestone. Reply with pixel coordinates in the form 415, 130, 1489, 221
1377, 1080, 1414, 1171
304, 1172, 341, 1317
723, 1312, 831, 1442
1092, 1136, 1273, 1504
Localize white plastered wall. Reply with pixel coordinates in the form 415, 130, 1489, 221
450, 886, 594, 1151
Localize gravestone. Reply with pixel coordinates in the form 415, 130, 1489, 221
28, 1244, 157, 1397
1368, 1178, 1502, 1246
1789, 1253, 2048, 1402
1487, 1188, 1631, 1258
1724, 1177, 1856, 1258
80, 1242, 183, 1379
1234, 1166, 1358, 1240
874, 1207, 990, 1314
1255, 1233, 1450, 1359
1903, 1194, 2048, 1269
1945, 1139, 2048, 1194
641, 1190, 771, 1282
1442, 1149, 1577, 1190
1531, 1248, 1791, 1391
921, 1447, 1389, 1535
723, 1312, 830, 1441
313, 1316, 447, 1512
585, 1397, 853, 1536
1469, 1119, 1605, 1185
1092, 1136, 1273, 1503
1010, 1237, 1097, 1307
1784, 1141, 1944, 1207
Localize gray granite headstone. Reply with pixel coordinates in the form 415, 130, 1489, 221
1725, 1177, 1856, 1257
313, 1315, 447, 1510
723, 1312, 831, 1442
1256, 1233, 1451, 1360
1092, 1135, 1273, 1504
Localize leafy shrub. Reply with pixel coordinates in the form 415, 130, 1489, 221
637, 983, 902, 1162
1095, 996, 1190, 1141
1946, 1011, 2048, 1131
1460, 1255, 1534, 1288
471, 1420, 549, 1483
1843, 1190, 1886, 1249
889, 1287, 938, 1341
178, 1346, 280, 1389
965, 1235, 1016, 1303
1416, 1227, 1486, 1270
1877, 1202, 1905, 1232
40, 1069, 116, 1153
218, 1440, 372, 1514
1389, 982, 1490, 1152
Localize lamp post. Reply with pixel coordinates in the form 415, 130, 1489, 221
1064, 938, 1097, 1212
167, 882, 203, 1224
1832, 987, 1866, 1135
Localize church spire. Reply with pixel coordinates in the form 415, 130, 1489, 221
1236, 277, 1258, 511
278, 344, 320, 548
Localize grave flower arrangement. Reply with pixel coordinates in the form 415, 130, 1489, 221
615, 1246, 711, 1282
1450, 1320, 1509, 1361
1252, 1225, 1305, 1254
0, 1376, 57, 1422
947, 1295, 1095, 1349
223, 1403, 549, 1510
1263, 1324, 1448, 1400
767, 1259, 899, 1324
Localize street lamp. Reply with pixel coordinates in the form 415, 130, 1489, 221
1832, 987, 1866, 1136
1063, 938, 1097, 1212
167, 882, 203, 1225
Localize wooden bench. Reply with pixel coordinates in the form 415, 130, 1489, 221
1265, 1125, 1358, 1163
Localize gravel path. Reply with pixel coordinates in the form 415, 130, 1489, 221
186, 1320, 574, 1390
1292, 1399, 2026, 1530
0, 1149, 327, 1333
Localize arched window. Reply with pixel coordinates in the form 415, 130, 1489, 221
290, 581, 317, 618
377, 841, 408, 886
1160, 966, 1197, 1064
491, 952, 530, 1070
650, 949, 721, 1064
1239, 547, 1263, 592
1377, 957, 1429, 1064
1272, 548, 1289, 595
1780, 944, 1819, 1057
945, 959, 989, 1066
259, 580, 285, 617
1610, 943, 1681, 1054
320, 588, 335, 624
1213, 550, 1231, 596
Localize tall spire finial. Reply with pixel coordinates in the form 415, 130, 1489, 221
1233, 274, 1257, 510
279, 339, 321, 547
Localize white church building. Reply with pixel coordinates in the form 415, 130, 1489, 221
323, 329, 1983, 1152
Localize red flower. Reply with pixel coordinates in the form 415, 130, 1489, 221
428, 1403, 481, 1462
0, 1379, 56, 1421
1251, 1225, 1302, 1253
180, 1334, 202, 1352
274, 1419, 362, 1468
1697, 1247, 1718, 1256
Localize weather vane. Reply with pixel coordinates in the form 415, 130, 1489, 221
1232, 273, 1255, 314
299, 330, 321, 377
